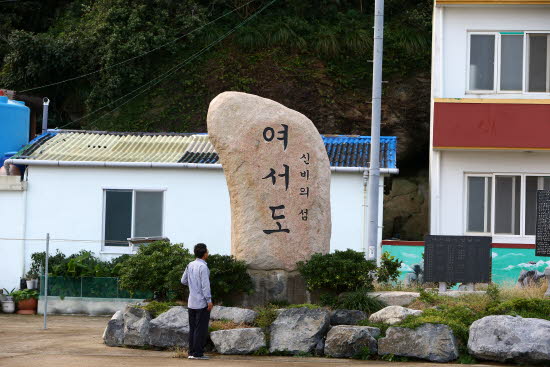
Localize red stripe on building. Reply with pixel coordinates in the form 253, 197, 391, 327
433, 102, 550, 149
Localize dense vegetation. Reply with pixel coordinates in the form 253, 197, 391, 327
0, 0, 432, 162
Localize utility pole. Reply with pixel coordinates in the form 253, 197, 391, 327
366, 0, 384, 262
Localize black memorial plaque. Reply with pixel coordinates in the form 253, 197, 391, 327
424, 235, 492, 283
535, 190, 550, 256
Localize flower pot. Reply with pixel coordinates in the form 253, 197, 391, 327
16, 298, 38, 315
32, 279, 38, 289
1, 300, 15, 314
26, 280, 34, 290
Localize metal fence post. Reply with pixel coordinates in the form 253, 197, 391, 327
43, 233, 50, 330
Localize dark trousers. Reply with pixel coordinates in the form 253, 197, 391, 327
188, 307, 210, 357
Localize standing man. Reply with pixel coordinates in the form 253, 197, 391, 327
181, 243, 213, 360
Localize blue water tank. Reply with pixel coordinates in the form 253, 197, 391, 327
0, 95, 30, 157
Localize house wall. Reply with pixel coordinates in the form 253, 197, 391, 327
0, 190, 25, 291
438, 150, 550, 243
8, 166, 366, 282
440, 6, 550, 99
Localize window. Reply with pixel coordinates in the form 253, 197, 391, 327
466, 174, 550, 237
494, 176, 521, 235
527, 33, 550, 92
467, 31, 550, 94
104, 189, 164, 246
469, 35, 496, 91
466, 176, 492, 233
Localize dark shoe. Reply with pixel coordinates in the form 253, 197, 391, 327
193, 356, 210, 360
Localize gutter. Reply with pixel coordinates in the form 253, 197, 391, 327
5, 159, 399, 174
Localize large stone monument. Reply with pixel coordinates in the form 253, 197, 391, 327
207, 92, 331, 304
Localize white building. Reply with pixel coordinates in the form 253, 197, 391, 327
428, 0, 550, 281
0, 130, 397, 290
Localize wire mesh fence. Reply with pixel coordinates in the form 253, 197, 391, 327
39, 276, 152, 299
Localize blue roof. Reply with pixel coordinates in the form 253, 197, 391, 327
16, 130, 397, 169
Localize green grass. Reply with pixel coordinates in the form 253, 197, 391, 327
139, 301, 177, 318
253, 304, 279, 329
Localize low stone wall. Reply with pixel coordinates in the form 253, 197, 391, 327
38, 296, 146, 316
103, 304, 550, 364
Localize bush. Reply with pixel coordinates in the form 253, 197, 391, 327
118, 241, 193, 301
253, 304, 279, 329
488, 298, 550, 320
139, 301, 178, 318
12, 289, 39, 302
336, 291, 387, 314
206, 254, 254, 305
376, 251, 402, 284
297, 249, 377, 293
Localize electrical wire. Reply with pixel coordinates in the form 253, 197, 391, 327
56, 0, 276, 130
0, 237, 133, 245
18, 0, 260, 93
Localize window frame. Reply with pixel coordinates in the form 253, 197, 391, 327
525, 31, 550, 94
464, 174, 493, 235
466, 30, 550, 95
101, 187, 166, 253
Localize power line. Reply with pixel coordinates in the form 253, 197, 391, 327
57, 0, 277, 130
19, 0, 260, 93
0, 237, 131, 245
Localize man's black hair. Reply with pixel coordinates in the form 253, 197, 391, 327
194, 243, 208, 258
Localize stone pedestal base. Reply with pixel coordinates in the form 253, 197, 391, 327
233, 270, 310, 307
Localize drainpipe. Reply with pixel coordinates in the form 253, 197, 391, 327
42, 98, 49, 134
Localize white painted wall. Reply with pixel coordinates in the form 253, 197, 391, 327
439, 5, 550, 99
0, 190, 25, 291
0, 167, 372, 289
439, 150, 550, 243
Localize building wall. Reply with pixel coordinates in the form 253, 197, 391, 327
0, 190, 25, 291
440, 6, 550, 99
6, 166, 366, 282
438, 150, 550, 243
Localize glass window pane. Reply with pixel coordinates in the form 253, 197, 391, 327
525, 176, 538, 235
468, 177, 486, 232
487, 177, 492, 232
105, 190, 132, 246
470, 35, 495, 90
495, 176, 521, 235
500, 35, 524, 90
528, 34, 548, 92
134, 191, 163, 237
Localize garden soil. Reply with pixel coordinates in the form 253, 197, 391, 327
0, 314, 505, 367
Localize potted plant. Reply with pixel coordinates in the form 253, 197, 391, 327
25, 270, 39, 290
12, 289, 39, 315
1, 288, 16, 313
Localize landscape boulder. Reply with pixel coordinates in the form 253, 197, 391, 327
207, 92, 331, 272
269, 307, 330, 355
210, 306, 258, 324
369, 305, 422, 325
368, 292, 419, 307
378, 323, 459, 362
324, 325, 380, 358
122, 306, 152, 346
210, 328, 266, 355
468, 315, 550, 364
149, 306, 190, 348
330, 309, 368, 325
103, 310, 124, 347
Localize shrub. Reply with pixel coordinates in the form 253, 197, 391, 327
376, 251, 402, 284
398, 305, 481, 344
336, 291, 387, 314
139, 301, 178, 318
297, 249, 377, 293
253, 304, 279, 329
118, 241, 193, 301
12, 289, 39, 302
488, 298, 550, 320
206, 254, 254, 305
